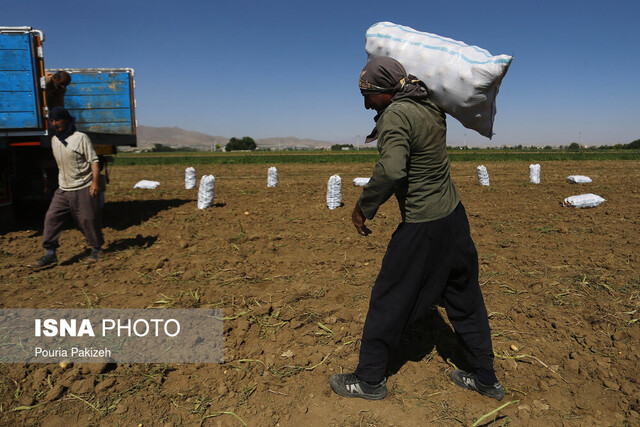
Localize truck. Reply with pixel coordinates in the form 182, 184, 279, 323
0, 26, 136, 229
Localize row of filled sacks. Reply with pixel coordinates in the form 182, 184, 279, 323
137, 166, 605, 210
475, 166, 604, 208
185, 166, 278, 190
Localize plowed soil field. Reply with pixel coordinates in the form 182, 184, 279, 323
1, 160, 639, 426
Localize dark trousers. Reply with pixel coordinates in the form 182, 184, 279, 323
355, 203, 494, 383
43, 187, 104, 250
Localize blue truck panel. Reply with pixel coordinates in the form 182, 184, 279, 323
66, 81, 130, 96
76, 123, 133, 134
0, 111, 39, 128
0, 70, 37, 91
73, 108, 131, 123
0, 32, 30, 49
0, 30, 41, 130
0, 92, 37, 112
68, 72, 130, 84
61, 69, 136, 136
64, 93, 131, 109
1, 28, 136, 141
0, 49, 34, 71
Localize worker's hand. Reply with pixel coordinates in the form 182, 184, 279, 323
89, 181, 100, 198
352, 203, 372, 236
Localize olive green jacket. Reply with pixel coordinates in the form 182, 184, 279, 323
358, 98, 460, 223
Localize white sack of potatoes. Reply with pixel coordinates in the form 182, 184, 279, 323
477, 165, 490, 186
198, 175, 215, 210
185, 167, 196, 189
567, 175, 592, 184
134, 180, 160, 189
267, 167, 278, 187
562, 193, 605, 208
326, 175, 342, 210
365, 22, 513, 138
529, 164, 541, 184
353, 177, 370, 187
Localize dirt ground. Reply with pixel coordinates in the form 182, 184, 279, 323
1, 160, 639, 426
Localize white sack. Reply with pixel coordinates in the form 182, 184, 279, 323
326, 175, 342, 210
567, 175, 592, 184
198, 175, 215, 210
267, 167, 278, 187
365, 22, 513, 138
185, 167, 196, 189
353, 177, 370, 187
529, 164, 541, 184
563, 193, 605, 208
477, 165, 490, 186
134, 180, 160, 189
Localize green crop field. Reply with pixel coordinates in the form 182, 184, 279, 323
114, 149, 640, 165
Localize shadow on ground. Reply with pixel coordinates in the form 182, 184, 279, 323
103, 199, 192, 230
386, 307, 473, 378
105, 235, 158, 252
2, 199, 193, 234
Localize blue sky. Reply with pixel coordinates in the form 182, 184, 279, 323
2, 0, 639, 146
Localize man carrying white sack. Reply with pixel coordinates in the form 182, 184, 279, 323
329, 57, 503, 401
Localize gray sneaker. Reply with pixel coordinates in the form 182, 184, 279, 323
31, 253, 58, 267
87, 248, 100, 263
450, 370, 505, 401
35, 252, 58, 267
329, 373, 387, 400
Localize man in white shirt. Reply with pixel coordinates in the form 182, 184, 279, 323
35, 107, 103, 267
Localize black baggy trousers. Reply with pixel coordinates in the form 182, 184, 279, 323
355, 202, 494, 383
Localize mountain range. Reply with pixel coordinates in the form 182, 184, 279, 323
135, 126, 335, 150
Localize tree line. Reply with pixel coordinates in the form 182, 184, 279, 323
151, 137, 639, 153
225, 137, 256, 151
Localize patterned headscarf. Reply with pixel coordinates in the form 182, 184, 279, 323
359, 56, 428, 102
